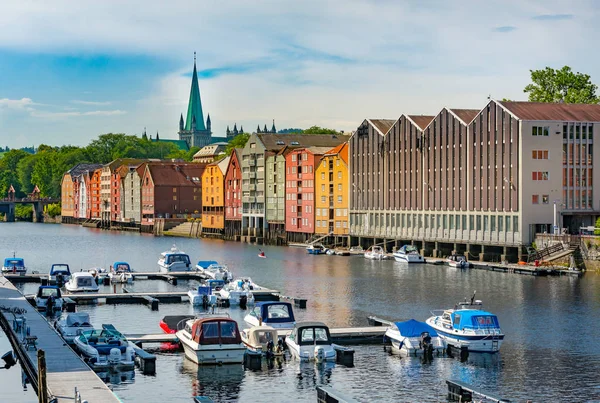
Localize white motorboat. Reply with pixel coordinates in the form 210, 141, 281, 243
2, 254, 26, 274
199, 264, 233, 283
109, 262, 134, 283
426, 294, 504, 353
384, 319, 445, 356
35, 286, 64, 313
176, 316, 246, 365
394, 245, 425, 263
306, 244, 326, 255
48, 264, 71, 286
187, 285, 218, 307
447, 254, 471, 268
364, 246, 386, 260
55, 312, 94, 344
158, 245, 192, 273
73, 324, 135, 370
65, 272, 99, 293
217, 278, 255, 306
241, 326, 284, 358
285, 322, 336, 362
244, 302, 296, 329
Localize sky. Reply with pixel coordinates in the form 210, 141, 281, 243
0, 0, 598, 148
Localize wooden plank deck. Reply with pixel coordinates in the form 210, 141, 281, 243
0, 277, 120, 402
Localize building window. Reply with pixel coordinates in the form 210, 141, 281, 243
532, 171, 549, 181
532, 126, 549, 136
337, 171, 342, 179
532, 150, 549, 159
321, 172, 325, 180
337, 196, 342, 203
532, 195, 539, 204
173, 196, 177, 200
542, 195, 549, 204
250, 143, 256, 149
338, 184, 342, 191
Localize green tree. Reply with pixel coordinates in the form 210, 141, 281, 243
16, 154, 38, 194
225, 133, 250, 156
0, 149, 29, 197
301, 126, 340, 135
14, 204, 32, 220
595, 217, 600, 236
31, 152, 54, 197
46, 203, 61, 218
524, 66, 599, 104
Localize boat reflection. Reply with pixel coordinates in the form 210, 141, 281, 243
96, 369, 135, 385
295, 360, 335, 390
181, 359, 245, 401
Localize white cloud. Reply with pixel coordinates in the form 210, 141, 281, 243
0, 98, 35, 110
31, 109, 126, 119
70, 100, 112, 106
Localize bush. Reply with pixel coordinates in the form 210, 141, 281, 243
595, 217, 600, 236
15, 205, 32, 220
46, 203, 61, 218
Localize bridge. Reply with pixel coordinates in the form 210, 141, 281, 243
0, 198, 60, 223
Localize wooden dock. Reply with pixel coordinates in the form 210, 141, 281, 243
446, 379, 511, 402
0, 277, 120, 402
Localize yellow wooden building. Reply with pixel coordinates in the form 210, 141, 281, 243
315, 143, 349, 242
201, 156, 230, 235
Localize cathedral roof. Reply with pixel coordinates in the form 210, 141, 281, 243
184, 56, 206, 132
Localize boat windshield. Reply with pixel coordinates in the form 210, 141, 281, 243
252, 329, 275, 345
166, 254, 190, 265
114, 264, 131, 272
267, 304, 291, 320
4, 259, 24, 267
405, 245, 418, 253
38, 288, 60, 298
76, 276, 94, 287
299, 327, 331, 346
51, 265, 69, 275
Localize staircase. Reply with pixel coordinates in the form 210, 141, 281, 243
163, 221, 202, 238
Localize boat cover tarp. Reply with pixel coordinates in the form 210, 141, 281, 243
196, 260, 218, 269
451, 310, 499, 330
4, 258, 24, 267
256, 302, 295, 324
66, 313, 91, 326
113, 262, 131, 271
394, 319, 438, 337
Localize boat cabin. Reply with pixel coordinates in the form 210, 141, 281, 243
442, 310, 500, 331
289, 322, 332, 346
392, 319, 438, 338
4, 258, 24, 270
399, 245, 419, 254
162, 253, 191, 266
77, 329, 128, 354
249, 302, 295, 325
244, 326, 279, 348
196, 260, 219, 270
50, 264, 71, 276
206, 279, 225, 291
187, 318, 241, 345
72, 272, 95, 288
37, 286, 62, 299
65, 312, 92, 327
112, 262, 132, 273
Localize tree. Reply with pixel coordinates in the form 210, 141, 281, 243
301, 126, 340, 135
278, 128, 303, 134
16, 154, 38, 194
46, 203, 61, 218
225, 133, 250, 156
0, 149, 29, 197
14, 204, 32, 221
595, 217, 600, 236
524, 66, 599, 104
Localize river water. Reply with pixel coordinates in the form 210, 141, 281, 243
0, 222, 599, 402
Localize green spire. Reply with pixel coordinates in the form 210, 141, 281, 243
184, 52, 206, 131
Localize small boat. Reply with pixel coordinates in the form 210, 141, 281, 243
55, 312, 94, 344
87, 267, 105, 280
384, 319, 445, 356
426, 293, 504, 353
109, 262, 134, 283
159, 315, 196, 334
285, 322, 336, 362
447, 254, 471, 268
306, 244, 326, 255
65, 272, 100, 293
241, 326, 284, 358
244, 301, 296, 329
158, 245, 192, 273
258, 250, 266, 258
176, 315, 247, 365
334, 248, 350, 256
48, 264, 71, 286
2, 254, 26, 274
199, 264, 233, 283
326, 249, 335, 255
394, 245, 425, 263
217, 279, 255, 306
187, 285, 219, 307
73, 324, 135, 370
364, 246, 386, 260
35, 285, 64, 313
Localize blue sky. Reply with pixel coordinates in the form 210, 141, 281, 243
0, 0, 598, 148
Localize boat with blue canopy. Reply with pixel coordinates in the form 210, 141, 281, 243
158, 245, 192, 273
244, 301, 296, 329
384, 319, 445, 355
109, 261, 133, 283
2, 255, 26, 274
426, 293, 504, 353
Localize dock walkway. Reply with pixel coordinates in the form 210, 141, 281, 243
0, 276, 119, 403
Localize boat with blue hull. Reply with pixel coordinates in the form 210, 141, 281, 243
306, 244, 326, 255
426, 296, 504, 353
2, 255, 26, 274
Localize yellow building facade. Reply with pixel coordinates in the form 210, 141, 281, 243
315, 143, 349, 236
201, 156, 230, 233
60, 173, 75, 218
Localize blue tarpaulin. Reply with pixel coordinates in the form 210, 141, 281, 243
394, 319, 438, 337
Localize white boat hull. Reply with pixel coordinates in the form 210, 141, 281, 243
364, 253, 385, 260
426, 318, 503, 353
393, 253, 425, 263
187, 291, 218, 306
177, 332, 246, 365
158, 261, 191, 273
385, 329, 445, 355
65, 285, 99, 293
109, 273, 133, 283
286, 341, 336, 362
2, 267, 26, 274
35, 298, 63, 312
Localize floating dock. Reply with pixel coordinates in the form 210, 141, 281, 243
0, 276, 120, 403
446, 379, 511, 402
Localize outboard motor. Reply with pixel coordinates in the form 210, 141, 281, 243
239, 295, 248, 310
266, 340, 274, 359
315, 347, 325, 363
420, 332, 434, 358
202, 294, 209, 310
56, 274, 64, 287
46, 295, 55, 315
277, 337, 285, 352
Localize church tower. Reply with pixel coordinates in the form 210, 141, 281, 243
178, 53, 212, 147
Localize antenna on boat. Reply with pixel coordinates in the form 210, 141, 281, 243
470, 290, 476, 305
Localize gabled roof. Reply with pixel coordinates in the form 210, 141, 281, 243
407, 115, 435, 131
448, 108, 480, 125
498, 101, 600, 122
193, 143, 228, 159
324, 143, 348, 165
67, 163, 104, 178
145, 163, 205, 187
367, 119, 395, 136
207, 155, 231, 175
257, 133, 350, 151
105, 158, 146, 171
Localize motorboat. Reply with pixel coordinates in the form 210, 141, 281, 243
364, 246, 386, 260
158, 245, 192, 273
394, 245, 425, 263
87, 267, 105, 280
196, 260, 219, 271
349, 246, 364, 254
109, 262, 134, 283
244, 302, 296, 329
384, 319, 445, 356
188, 285, 218, 307
55, 312, 94, 344
65, 272, 100, 293
159, 315, 196, 334
176, 316, 246, 365
2, 254, 26, 274
241, 326, 284, 358
217, 278, 255, 306
285, 322, 336, 362
306, 244, 326, 255
199, 264, 233, 283
447, 254, 471, 268
48, 264, 71, 286
326, 248, 335, 255
426, 294, 504, 353
334, 248, 350, 256
35, 285, 64, 313
73, 324, 135, 370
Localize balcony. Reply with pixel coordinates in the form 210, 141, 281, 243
256, 196, 265, 203
257, 183, 265, 192
249, 172, 256, 179
242, 172, 249, 180
248, 184, 256, 191
248, 160, 256, 166
242, 196, 256, 203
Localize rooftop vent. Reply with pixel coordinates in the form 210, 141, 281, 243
290, 141, 299, 145
276, 140, 285, 145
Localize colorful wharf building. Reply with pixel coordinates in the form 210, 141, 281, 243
201, 156, 230, 236
224, 149, 243, 240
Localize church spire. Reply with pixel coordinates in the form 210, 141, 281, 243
271, 119, 276, 133
179, 113, 184, 131
257, 124, 261, 133
184, 52, 206, 132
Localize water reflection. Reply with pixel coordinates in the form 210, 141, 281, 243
181, 360, 245, 402
295, 360, 335, 390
